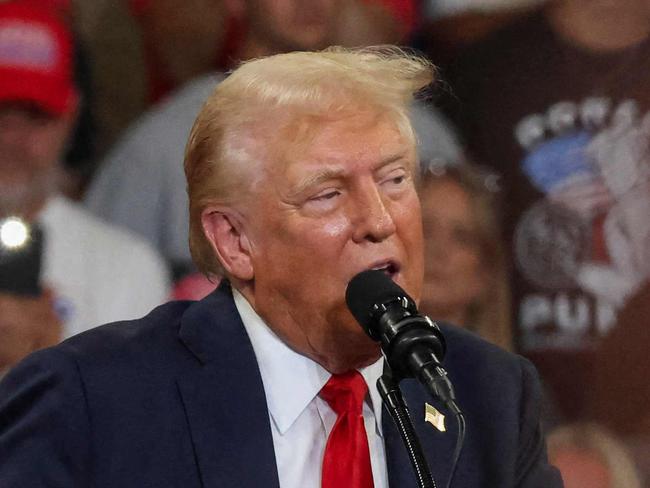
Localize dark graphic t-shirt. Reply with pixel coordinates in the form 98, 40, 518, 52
443, 9, 650, 419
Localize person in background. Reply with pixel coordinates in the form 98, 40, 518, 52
413, 1, 538, 67
70, 0, 228, 156
84, 0, 462, 283
547, 423, 643, 488
586, 280, 650, 484
418, 162, 512, 351
417, 161, 563, 429
10, 0, 99, 198
334, 0, 416, 46
0, 2, 170, 374
442, 0, 650, 422
127, 0, 227, 103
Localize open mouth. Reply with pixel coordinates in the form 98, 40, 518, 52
370, 261, 399, 278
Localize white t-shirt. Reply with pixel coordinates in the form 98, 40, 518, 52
39, 195, 171, 338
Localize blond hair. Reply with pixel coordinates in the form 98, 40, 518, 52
547, 423, 643, 488
184, 46, 435, 277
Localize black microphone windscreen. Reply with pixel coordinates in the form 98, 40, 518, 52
345, 270, 415, 332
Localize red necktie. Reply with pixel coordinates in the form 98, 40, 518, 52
320, 371, 374, 488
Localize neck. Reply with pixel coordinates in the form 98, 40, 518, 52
237, 284, 381, 374
546, 1, 650, 52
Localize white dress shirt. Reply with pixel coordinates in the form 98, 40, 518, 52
234, 290, 388, 488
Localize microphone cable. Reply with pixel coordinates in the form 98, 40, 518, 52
446, 410, 465, 488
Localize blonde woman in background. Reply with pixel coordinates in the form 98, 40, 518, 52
418, 161, 512, 351
547, 423, 643, 488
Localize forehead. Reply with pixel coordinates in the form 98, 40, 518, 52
269, 110, 414, 175
421, 178, 468, 206
420, 178, 478, 228
0, 102, 62, 132
0, 101, 55, 118
251, 0, 338, 15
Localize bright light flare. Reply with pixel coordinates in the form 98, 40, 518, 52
0, 217, 30, 250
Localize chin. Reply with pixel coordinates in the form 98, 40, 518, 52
319, 346, 382, 375
316, 320, 381, 373
399, 274, 423, 305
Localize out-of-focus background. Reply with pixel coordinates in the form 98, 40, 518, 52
1, 1, 649, 486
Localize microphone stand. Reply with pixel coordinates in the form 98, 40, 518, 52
377, 370, 437, 488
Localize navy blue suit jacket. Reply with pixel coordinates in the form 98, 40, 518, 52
0, 283, 562, 487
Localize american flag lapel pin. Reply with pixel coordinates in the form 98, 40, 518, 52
424, 403, 446, 432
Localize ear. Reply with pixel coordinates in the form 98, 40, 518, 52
201, 206, 254, 281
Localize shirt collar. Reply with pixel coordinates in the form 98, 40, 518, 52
233, 290, 384, 436
359, 353, 385, 436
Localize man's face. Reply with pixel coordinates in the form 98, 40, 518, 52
242, 111, 423, 373
246, 0, 339, 52
0, 103, 71, 216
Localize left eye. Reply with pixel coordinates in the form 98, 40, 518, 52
382, 171, 408, 187
312, 190, 340, 201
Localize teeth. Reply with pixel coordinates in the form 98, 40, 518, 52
371, 264, 394, 275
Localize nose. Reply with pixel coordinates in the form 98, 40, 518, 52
350, 181, 397, 243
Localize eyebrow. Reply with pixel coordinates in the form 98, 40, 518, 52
288, 152, 410, 198
287, 167, 345, 199
373, 152, 411, 173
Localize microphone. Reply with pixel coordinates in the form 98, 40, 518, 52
346, 270, 459, 413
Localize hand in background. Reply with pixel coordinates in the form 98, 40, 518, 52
0, 290, 62, 370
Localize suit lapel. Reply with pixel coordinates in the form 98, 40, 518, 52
383, 379, 459, 488
176, 283, 280, 488
175, 284, 464, 488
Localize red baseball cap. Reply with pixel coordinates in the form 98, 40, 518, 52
0, 2, 77, 115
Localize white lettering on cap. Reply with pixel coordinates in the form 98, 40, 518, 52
0, 20, 57, 72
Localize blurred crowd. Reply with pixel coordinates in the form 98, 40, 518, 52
0, 0, 648, 486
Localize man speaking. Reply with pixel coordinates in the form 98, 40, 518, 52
0, 48, 562, 487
